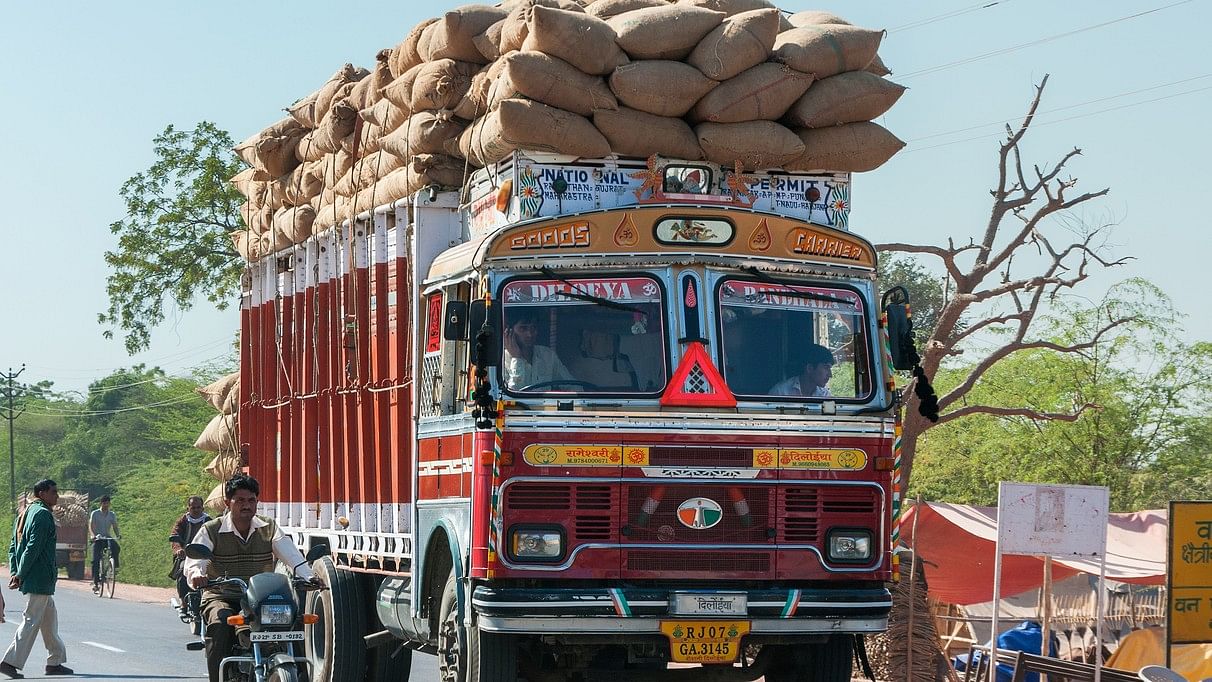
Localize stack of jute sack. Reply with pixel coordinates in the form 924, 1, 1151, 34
229, 0, 905, 262
194, 373, 241, 513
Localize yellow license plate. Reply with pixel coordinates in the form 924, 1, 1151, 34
660, 620, 750, 664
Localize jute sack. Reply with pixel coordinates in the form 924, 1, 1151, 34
489, 51, 618, 116
221, 378, 240, 414
195, 413, 238, 453
412, 154, 467, 187
272, 205, 317, 244
473, 19, 507, 61
206, 452, 242, 483
380, 110, 468, 157
381, 63, 425, 114
585, 0, 668, 20
696, 120, 804, 169
231, 230, 257, 261
594, 107, 704, 159
784, 71, 905, 128
204, 484, 224, 515
499, 0, 586, 54
321, 150, 355, 187
309, 100, 359, 156
230, 169, 268, 204
234, 117, 303, 166
252, 128, 307, 180
459, 99, 611, 166
421, 5, 508, 64
349, 50, 393, 110
197, 373, 239, 412
345, 122, 383, 156
678, 0, 789, 28
354, 167, 415, 211
288, 64, 368, 129
772, 26, 883, 80
784, 11, 891, 76
347, 150, 407, 193
453, 62, 500, 120
687, 8, 780, 81
608, 61, 717, 117
240, 202, 275, 236
522, 6, 625, 76
691, 62, 813, 123
390, 18, 438, 78
362, 98, 409, 132
608, 6, 725, 60
411, 59, 480, 112
295, 130, 326, 163
785, 122, 905, 172
283, 161, 325, 207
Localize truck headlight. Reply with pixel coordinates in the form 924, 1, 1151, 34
827, 530, 872, 562
509, 527, 563, 562
260, 604, 293, 626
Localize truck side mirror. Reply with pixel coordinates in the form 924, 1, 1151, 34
444, 301, 468, 341
468, 300, 500, 367
882, 286, 917, 371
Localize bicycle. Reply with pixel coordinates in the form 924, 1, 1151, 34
91, 535, 118, 599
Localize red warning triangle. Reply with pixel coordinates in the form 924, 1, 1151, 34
660, 341, 737, 408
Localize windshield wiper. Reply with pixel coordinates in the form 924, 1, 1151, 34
538, 267, 644, 314
738, 266, 858, 307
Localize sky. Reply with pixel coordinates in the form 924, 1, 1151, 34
1, 0, 1209, 395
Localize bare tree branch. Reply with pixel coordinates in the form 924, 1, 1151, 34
936, 402, 1099, 426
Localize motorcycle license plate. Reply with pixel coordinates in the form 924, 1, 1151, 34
250, 631, 304, 642
660, 620, 750, 664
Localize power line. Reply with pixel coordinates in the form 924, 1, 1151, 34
907, 73, 1212, 143
905, 83, 1212, 153
26, 392, 203, 418
890, 1, 1013, 33
897, 0, 1196, 80
24, 335, 235, 377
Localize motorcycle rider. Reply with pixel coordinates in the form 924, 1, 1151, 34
184, 474, 318, 682
169, 495, 210, 617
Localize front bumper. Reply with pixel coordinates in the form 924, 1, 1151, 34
472, 585, 891, 635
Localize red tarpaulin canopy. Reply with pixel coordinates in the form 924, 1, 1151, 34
901, 502, 1166, 606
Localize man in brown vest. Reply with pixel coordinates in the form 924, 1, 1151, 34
184, 474, 317, 682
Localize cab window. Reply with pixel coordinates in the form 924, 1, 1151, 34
499, 276, 667, 394
717, 280, 872, 400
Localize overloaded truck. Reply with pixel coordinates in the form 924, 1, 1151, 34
21, 489, 88, 580
232, 3, 930, 680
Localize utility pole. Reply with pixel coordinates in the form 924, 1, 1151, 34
0, 365, 26, 513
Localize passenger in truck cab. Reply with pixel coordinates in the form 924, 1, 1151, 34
769, 343, 835, 397
502, 310, 574, 390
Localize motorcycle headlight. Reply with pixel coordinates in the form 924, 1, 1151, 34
260, 603, 293, 626
509, 527, 563, 562
827, 530, 873, 563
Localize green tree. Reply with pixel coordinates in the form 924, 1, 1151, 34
100, 122, 245, 354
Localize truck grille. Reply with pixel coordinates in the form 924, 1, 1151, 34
625, 550, 770, 574
505, 483, 617, 542
624, 484, 771, 545
780, 486, 880, 543
646, 446, 755, 468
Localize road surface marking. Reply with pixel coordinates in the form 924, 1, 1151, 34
82, 641, 125, 653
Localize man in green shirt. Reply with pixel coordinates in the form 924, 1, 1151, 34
0, 479, 73, 678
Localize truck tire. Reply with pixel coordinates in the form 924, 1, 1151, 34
367, 643, 412, 682
305, 557, 367, 682
437, 570, 518, 682
67, 561, 84, 580
810, 634, 854, 682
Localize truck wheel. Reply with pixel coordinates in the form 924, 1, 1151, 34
366, 642, 412, 682
437, 570, 518, 682
768, 636, 853, 682
67, 561, 84, 580
305, 557, 367, 682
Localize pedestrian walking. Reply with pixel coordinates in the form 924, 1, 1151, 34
0, 479, 73, 678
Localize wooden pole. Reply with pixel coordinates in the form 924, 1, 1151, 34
907, 497, 922, 682
1042, 556, 1053, 658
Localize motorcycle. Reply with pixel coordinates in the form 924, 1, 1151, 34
170, 584, 206, 650
184, 543, 328, 682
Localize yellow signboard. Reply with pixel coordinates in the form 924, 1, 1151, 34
1169, 501, 1212, 645
752, 448, 868, 470
522, 445, 649, 467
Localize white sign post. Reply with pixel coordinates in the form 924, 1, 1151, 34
992, 483, 1110, 681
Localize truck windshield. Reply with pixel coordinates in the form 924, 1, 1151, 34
716, 279, 873, 400
500, 276, 667, 394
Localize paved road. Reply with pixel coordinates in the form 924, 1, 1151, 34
0, 579, 442, 681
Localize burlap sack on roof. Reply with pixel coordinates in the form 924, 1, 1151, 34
240, 202, 275, 236
197, 373, 239, 412
234, 117, 302, 166
500, 0, 585, 11
867, 55, 891, 77
421, 5, 508, 64
349, 50, 393, 110
784, 71, 905, 129
252, 128, 306, 180
687, 8, 779, 81
344, 150, 406, 194
206, 452, 242, 483
411, 59, 480, 112
195, 413, 237, 453
608, 6, 725, 60
489, 51, 618, 116
454, 63, 497, 120
231, 230, 256, 261
696, 120, 804, 169
285, 161, 325, 206
412, 154, 467, 187
321, 150, 354, 187
308, 100, 359, 156
346, 122, 383, 156
594, 107, 704, 159
608, 61, 716, 117
204, 484, 224, 515
692, 62, 813, 123
272, 205, 316, 245
473, 19, 507, 61
380, 110, 468, 157
296, 130, 326, 163
381, 63, 424, 114
362, 98, 408, 132
230, 169, 267, 203
772, 25, 883, 80
785, 122, 905, 172
585, 0, 668, 19
221, 378, 240, 414
522, 6, 625, 76
499, 0, 586, 54
352, 167, 414, 212
459, 99, 611, 166
391, 18, 438, 78
288, 64, 368, 129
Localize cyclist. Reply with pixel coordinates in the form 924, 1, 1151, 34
169, 496, 211, 615
89, 495, 121, 590
185, 474, 318, 682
